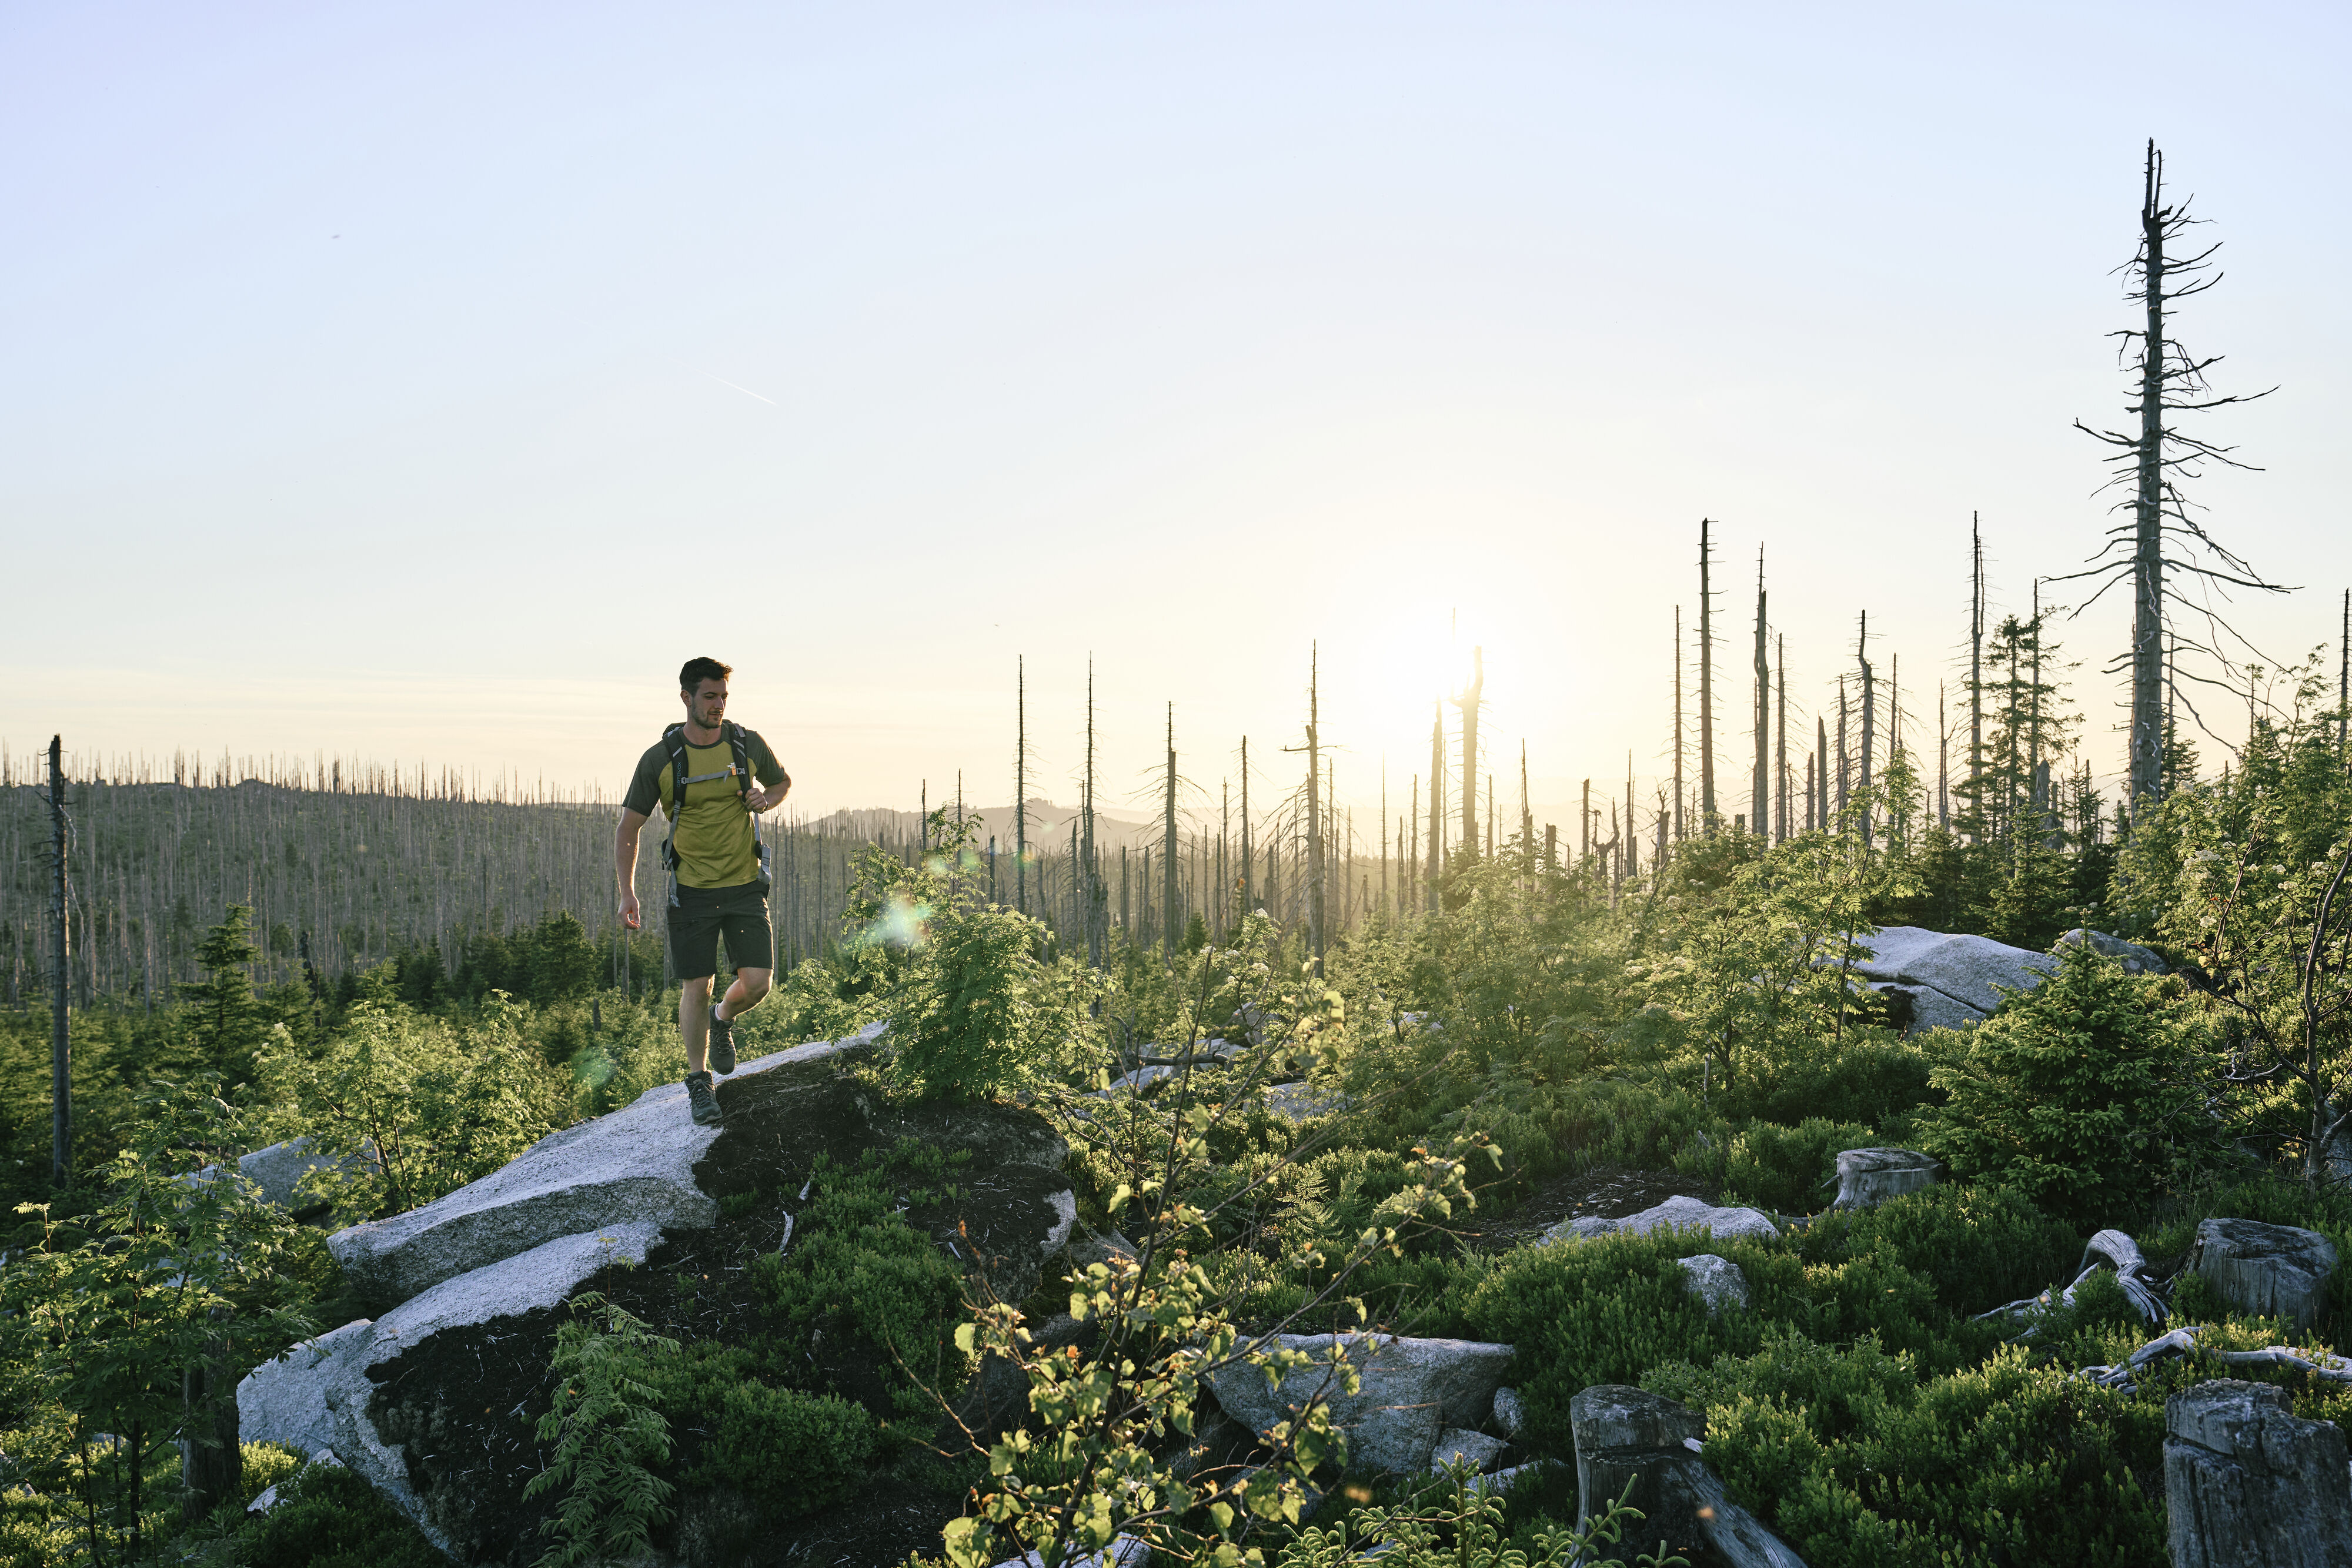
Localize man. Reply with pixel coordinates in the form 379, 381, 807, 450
616, 657, 791, 1126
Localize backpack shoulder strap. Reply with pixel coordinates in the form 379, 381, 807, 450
660, 723, 690, 808
724, 722, 753, 796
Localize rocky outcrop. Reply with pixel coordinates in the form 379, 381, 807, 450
240, 1137, 376, 1215
327, 1027, 883, 1308
1208, 1333, 1515, 1476
239, 1318, 376, 1458
2189, 1218, 2338, 1332
1847, 926, 2057, 1033
2056, 928, 2167, 974
1431, 1427, 1509, 1473
1544, 1195, 1780, 1246
1676, 1253, 1750, 1315
1492, 1386, 1525, 1440
248, 1023, 1075, 1567
2166, 1379, 2352, 1567
1830, 1148, 1940, 1211
1571, 1386, 1806, 1568
1263, 1082, 1345, 1123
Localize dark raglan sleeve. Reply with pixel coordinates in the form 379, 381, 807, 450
620, 742, 667, 818
747, 730, 789, 788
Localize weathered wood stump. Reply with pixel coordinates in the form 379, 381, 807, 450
1830, 1148, 1940, 1211
2166, 1379, 2352, 1567
2189, 1218, 2338, 1332
1569, 1386, 1808, 1566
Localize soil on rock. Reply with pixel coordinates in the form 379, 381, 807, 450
1459, 1164, 1719, 1253
355, 1049, 1070, 1568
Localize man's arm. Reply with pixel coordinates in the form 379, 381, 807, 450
616, 808, 650, 928
744, 734, 792, 814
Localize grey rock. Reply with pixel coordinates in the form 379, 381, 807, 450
326, 1028, 874, 1307
1572, 1386, 1806, 1567
1831, 1148, 1940, 1211
2166, 1379, 2352, 1568
319, 1222, 667, 1556
1430, 1427, 1509, 1474
237, 1318, 376, 1458
239, 1137, 377, 1214
1264, 1082, 1345, 1123
993, 1535, 1151, 1568
1491, 1385, 1524, 1440
1471, 1459, 1557, 1496
1070, 1225, 1137, 1272
1543, 1195, 1780, 1246
2190, 1219, 2339, 1332
1676, 1253, 1751, 1315
2056, 927, 2167, 974
1849, 925, 2056, 1018
1867, 982, 1987, 1036
1208, 1333, 1516, 1476
1097, 1066, 1178, 1096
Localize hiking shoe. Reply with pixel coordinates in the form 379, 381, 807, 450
685, 1070, 722, 1126
708, 1010, 737, 1075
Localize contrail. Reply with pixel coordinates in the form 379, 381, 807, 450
702, 371, 777, 406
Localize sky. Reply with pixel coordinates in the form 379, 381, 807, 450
5, 2, 2348, 841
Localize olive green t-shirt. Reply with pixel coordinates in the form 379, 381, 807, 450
622, 727, 787, 889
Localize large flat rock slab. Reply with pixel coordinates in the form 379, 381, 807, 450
1209, 1332, 1515, 1476
326, 1024, 882, 1307
1850, 925, 2056, 1017
1545, 1194, 1780, 1246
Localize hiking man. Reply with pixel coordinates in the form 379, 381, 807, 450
616, 657, 790, 1126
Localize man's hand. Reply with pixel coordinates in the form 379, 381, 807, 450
746, 778, 790, 813
619, 891, 641, 930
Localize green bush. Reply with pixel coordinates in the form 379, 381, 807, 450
1725, 1035, 1947, 1134
693, 1380, 876, 1518
238, 1460, 445, 1568
1797, 1183, 2080, 1320
751, 1145, 973, 1417
1659, 1338, 2164, 1568
1913, 942, 2214, 1224
1676, 1118, 1874, 1214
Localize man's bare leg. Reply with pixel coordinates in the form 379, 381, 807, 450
680, 975, 714, 1074
713, 967, 773, 1025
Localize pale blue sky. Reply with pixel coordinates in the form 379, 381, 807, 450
5, 2, 2347, 834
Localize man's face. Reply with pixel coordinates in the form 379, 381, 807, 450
684, 680, 728, 728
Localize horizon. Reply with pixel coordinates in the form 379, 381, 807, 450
6, 4, 2348, 833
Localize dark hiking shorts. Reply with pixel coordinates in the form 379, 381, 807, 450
667, 881, 773, 981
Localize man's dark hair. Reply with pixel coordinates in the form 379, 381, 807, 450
679, 657, 733, 692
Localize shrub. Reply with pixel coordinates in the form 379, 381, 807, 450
1674, 1340, 2164, 1568
1676, 1118, 1875, 1214
524, 1293, 680, 1568
1725, 1035, 1947, 1134
750, 1145, 973, 1417
1913, 942, 2213, 1223
238, 1460, 445, 1568
1797, 1183, 2080, 1320
693, 1380, 876, 1518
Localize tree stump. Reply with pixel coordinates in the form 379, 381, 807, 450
2189, 1219, 2338, 1333
2166, 1379, 2352, 1567
1830, 1148, 1940, 1211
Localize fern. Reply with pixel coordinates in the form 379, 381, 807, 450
524, 1292, 680, 1568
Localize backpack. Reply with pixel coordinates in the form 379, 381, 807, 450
658, 721, 771, 895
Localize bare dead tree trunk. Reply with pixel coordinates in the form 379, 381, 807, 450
1454, 647, 1484, 858
49, 735, 69, 1191
1698, 521, 1717, 829
1163, 705, 1179, 962
1775, 633, 1788, 844
1015, 657, 1028, 917
1424, 708, 1443, 911
1673, 605, 1686, 844
1753, 553, 1769, 838
1970, 516, 1984, 841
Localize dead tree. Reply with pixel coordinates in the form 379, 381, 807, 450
1752, 552, 1769, 840
1454, 647, 1484, 858
2065, 141, 2285, 809
1698, 521, 1718, 829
